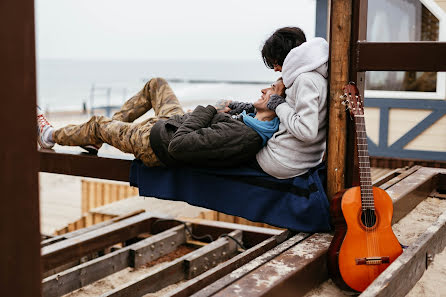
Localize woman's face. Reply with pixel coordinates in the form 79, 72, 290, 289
273, 64, 282, 72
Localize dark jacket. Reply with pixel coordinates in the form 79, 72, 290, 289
149, 105, 262, 167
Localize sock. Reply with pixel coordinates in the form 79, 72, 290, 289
43, 126, 55, 145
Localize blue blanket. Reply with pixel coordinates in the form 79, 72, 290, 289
129, 160, 331, 232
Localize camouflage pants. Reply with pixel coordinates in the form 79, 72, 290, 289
54, 78, 184, 167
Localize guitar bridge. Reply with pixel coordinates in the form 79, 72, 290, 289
355, 256, 390, 265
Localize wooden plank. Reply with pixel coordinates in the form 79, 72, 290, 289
356, 41, 446, 72
1, 0, 42, 296
185, 230, 243, 279
378, 166, 421, 190
130, 225, 187, 268
184, 218, 283, 248
326, 0, 352, 199
371, 168, 404, 188
39, 148, 133, 182
387, 167, 446, 223
42, 225, 186, 297
41, 210, 145, 247
102, 230, 242, 297
185, 232, 308, 297
361, 210, 446, 297
41, 212, 157, 272
211, 233, 333, 297
166, 230, 292, 297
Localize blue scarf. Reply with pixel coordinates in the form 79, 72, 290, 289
241, 111, 280, 146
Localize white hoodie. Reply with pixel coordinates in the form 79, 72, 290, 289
256, 38, 329, 178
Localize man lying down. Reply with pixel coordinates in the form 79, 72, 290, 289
37, 77, 284, 169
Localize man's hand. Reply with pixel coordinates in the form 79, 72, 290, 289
214, 99, 232, 113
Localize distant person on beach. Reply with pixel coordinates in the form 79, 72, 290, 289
221, 27, 329, 179
37, 77, 284, 168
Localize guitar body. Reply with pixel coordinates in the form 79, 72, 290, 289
333, 186, 403, 292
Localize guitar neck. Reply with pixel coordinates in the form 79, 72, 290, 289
354, 115, 375, 210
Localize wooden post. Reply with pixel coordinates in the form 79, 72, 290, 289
0, 0, 42, 296
327, 0, 353, 199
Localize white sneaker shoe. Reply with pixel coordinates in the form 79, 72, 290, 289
37, 112, 55, 149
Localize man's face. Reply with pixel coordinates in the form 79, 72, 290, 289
253, 80, 285, 110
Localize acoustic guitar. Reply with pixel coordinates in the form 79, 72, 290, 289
328, 83, 403, 292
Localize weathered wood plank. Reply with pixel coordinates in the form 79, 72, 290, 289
41, 210, 145, 247
378, 166, 421, 190
42, 225, 186, 297
361, 210, 446, 297
41, 212, 157, 272
187, 232, 308, 297
165, 230, 292, 297
102, 230, 242, 297
130, 224, 187, 268
184, 231, 243, 279
184, 218, 282, 248
211, 233, 333, 297
388, 167, 446, 223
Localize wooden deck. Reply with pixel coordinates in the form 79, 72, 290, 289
39, 165, 446, 297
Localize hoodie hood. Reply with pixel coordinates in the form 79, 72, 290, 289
282, 37, 329, 88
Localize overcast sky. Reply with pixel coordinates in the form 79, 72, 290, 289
35, 0, 317, 61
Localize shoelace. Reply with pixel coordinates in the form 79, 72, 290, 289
37, 114, 52, 131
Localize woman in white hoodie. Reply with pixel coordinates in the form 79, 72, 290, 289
256, 27, 329, 179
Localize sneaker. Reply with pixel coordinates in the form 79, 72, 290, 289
81, 144, 101, 155
37, 112, 55, 149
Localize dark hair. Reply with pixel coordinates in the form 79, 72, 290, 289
261, 27, 307, 69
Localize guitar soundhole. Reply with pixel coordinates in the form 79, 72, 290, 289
361, 209, 377, 228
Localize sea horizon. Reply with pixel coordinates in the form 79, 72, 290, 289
37, 58, 280, 112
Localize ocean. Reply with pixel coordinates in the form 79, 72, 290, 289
37, 59, 280, 112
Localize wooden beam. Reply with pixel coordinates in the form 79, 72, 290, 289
326, 0, 353, 199
0, 0, 42, 296
102, 230, 243, 297
185, 233, 308, 297
211, 233, 333, 297
41, 210, 145, 247
375, 166, 421, 190
39, 148, 133, 182
41, 212, 156, 272
361, 209, 446, 297
356, 41, 446, 72
386, 167, 446, 224
130, 224, 187, 268
42, 225, 186, 297
182, 218, 283, 248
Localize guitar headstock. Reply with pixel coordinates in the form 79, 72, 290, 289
343, 82, 364, 117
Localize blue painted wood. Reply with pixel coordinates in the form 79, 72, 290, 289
364, 98, 446, 161
368, 147, 446, 161
315, 0, 328, 38
365, 98, 446, 110
379, 107, 389, 149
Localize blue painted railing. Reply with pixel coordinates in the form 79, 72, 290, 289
365, 98, 446, 161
